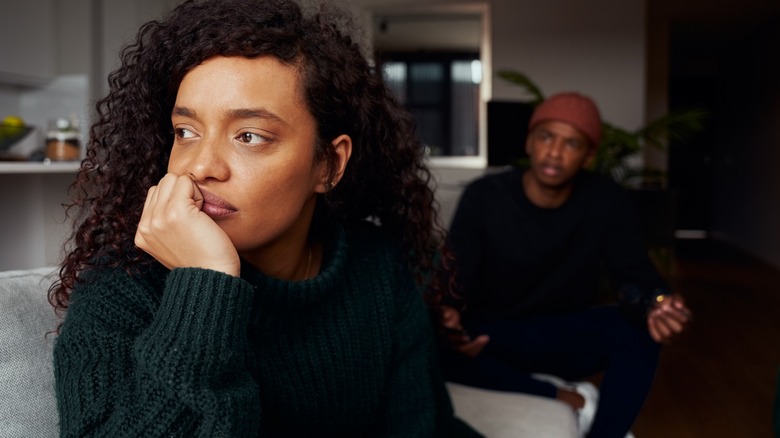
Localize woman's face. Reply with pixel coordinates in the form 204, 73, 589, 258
168, 55, 328, 269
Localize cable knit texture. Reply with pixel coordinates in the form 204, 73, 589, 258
53, 223, 435, 437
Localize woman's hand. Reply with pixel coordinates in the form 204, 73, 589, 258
135, 173, 240, 276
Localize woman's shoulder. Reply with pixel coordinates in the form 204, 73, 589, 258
64, 264, 164, 332
342, 220, 417, 287
344, 219, 399, 255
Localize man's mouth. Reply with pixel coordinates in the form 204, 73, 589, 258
539, 163, 562, 177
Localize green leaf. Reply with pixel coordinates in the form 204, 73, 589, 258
636, 108, 707, 149
496, 70, 545, 104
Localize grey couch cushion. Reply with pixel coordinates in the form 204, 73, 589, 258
0, 267, 59, 437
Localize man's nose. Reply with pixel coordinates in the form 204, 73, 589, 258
546, 140, 564, 158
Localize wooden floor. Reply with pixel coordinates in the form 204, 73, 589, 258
632, 239, 780, 438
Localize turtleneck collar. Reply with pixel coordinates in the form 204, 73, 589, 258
240, 224, 347, 310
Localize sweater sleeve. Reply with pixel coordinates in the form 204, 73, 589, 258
53, 267, 262, 437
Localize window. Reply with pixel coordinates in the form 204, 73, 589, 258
380, 52, 481, 157
369, 3, 491, 167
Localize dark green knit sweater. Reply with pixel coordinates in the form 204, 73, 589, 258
53, 224, 439, 437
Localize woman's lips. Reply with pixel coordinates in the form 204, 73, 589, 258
198, 188, 237, 219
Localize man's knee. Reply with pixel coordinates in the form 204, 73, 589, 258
595, 305, 661, 361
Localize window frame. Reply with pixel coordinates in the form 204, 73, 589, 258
368, 2, 492, 169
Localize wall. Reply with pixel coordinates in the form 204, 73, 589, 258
490, 0, 645, 132
98, 0, 182, 98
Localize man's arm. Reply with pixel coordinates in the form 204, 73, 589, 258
442, 182, 491, 355
603, 187, 691, 342
439, 305, 489, 357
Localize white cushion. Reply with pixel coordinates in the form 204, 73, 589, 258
0, 268, 59, 437
447, 381, 578, 438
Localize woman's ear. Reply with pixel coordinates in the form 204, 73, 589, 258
316, 134, 352, 193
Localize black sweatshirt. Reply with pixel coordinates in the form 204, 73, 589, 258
448, 168, 666, 324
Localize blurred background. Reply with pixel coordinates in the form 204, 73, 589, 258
1, 0, 779, 435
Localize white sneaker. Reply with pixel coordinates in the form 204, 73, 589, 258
571, 380, 599, 437
532, 374, 599, 438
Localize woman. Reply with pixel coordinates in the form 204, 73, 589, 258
49, 0, 467, 436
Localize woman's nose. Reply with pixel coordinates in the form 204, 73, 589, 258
174, 139, 230, 182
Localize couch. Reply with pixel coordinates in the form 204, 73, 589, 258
0, 267, 577, 437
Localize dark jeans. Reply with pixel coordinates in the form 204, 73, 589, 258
440, 305, 660, 438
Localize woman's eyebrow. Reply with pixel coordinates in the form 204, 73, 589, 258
171, 106, 289, 127
225, 108, 289, 126
172, 105, 197, 118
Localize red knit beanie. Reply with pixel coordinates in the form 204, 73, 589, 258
528, 92, 602, 147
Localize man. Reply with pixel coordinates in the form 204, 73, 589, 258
441, 92, 691, 438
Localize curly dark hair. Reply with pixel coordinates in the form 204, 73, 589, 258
49, 0, 454, 315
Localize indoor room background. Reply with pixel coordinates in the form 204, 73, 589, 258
1, 1, 779, 435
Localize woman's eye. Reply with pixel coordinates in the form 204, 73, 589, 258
237, 132, 267, 145
174, 128, 196, 139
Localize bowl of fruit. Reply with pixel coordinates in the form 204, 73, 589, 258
0, 115, 34, 152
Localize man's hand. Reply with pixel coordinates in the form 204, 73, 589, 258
135, 173, 240, 276
647, 293, 691, 343
440, 305, 489, 357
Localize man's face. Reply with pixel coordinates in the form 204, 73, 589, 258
525, 120, 596, 190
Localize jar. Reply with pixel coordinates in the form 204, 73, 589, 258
45, 118, 80, 161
